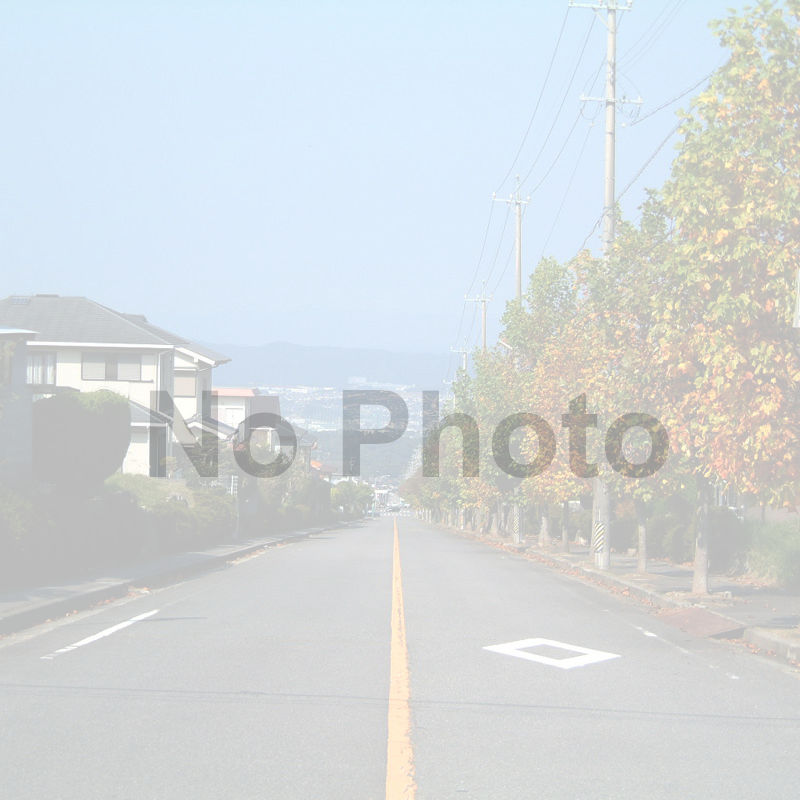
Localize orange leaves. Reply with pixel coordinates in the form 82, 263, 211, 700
714, 229, 731, 244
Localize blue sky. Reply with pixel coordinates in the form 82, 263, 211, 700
1, 0, 736, 370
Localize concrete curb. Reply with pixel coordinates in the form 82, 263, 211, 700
522, 547, 688, 610
435, 523, 688, 611
0, 526, 330, 638
743, 627, 800, 666
433, 522, 798, 668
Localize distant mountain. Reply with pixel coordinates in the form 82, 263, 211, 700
210, 341, 450, 389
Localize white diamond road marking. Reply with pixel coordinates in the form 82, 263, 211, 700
483, 637, 620, 670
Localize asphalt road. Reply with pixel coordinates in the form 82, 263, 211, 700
1, 516, 799, 799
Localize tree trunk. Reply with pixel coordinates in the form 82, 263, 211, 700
692, 483, 710, 594
539, 504, 551, 548
561, 500, 570, 552
635, 498, 647, 574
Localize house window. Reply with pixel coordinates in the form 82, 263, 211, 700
174, 373, 197, 397
82, 354, 107, 380
82, 353, 142, 381
27, 352, 56, 385
117, 355, 142, 381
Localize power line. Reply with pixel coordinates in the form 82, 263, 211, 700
464, 200, 497, 298
577, 119, 682, 252
482, 203, 513, 289
495, 7, 572, 194
491, 241, 517, 297
446, 198, 497, 382
582, 56, 605, 96
525, 109, 584, 193
618, 0, 680, 66
539, 120, 595, 261
617, 120, 682, 202
619, 0, 687, 71
493, 177, 530, 303
466, 12, 601, 356
466, 288, 493, 352
629, 70, 716, 127
518, 12, 597, 193
617, 0, 676, 63
464, 294, 481, 350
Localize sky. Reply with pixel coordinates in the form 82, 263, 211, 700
1, 0, 739, 375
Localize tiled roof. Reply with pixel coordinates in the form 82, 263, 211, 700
119, 313, 228, 364
0, 295, 227, 364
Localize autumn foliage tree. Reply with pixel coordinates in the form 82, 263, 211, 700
651, 0, 800, 590
407, 1, 800, 595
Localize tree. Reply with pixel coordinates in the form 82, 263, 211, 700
652, 0, 800, 591
331, 480, 374, 517
33, 390, 130, 494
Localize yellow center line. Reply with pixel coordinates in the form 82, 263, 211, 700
385, 517, 416, 800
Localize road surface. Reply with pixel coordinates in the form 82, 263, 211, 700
1, 516, 799, 798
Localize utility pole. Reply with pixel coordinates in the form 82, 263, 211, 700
602, 4, 618, 252
572, 0, 635, 254
450, 346, 469, 373
494, 176, 530, 304
466, 290, 492, 352
572, 0, 632, 570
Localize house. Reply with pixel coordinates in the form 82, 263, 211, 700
211, 387, 282, 447
0, 328, 36, 482
0, 295, 229, 477
212, 387, 256, 430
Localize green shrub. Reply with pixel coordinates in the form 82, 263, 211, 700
746, 520, 800, 589
0, 484, 96, 587
647, 494, 695, 562
708, 507, 748, 574
83, 490, 147, 565
106, 473, 172, 509
1, 474, 237, 587
192, 488, 236, 544
0, 485, 48, 584
150, 496, 196, 552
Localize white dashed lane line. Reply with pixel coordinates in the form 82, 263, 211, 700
40, 609, 159, 660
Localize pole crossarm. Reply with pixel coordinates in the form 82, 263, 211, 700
568, 1, 632, 10
581, 94, 643, 106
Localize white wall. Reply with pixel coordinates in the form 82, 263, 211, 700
213, 397, 249, 428
53, 348, 160, 408
122, 428, 151, 475
173, 353, 213, 420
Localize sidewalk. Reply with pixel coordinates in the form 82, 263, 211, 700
0, 526, 331, 637
451, 527, 800, 668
